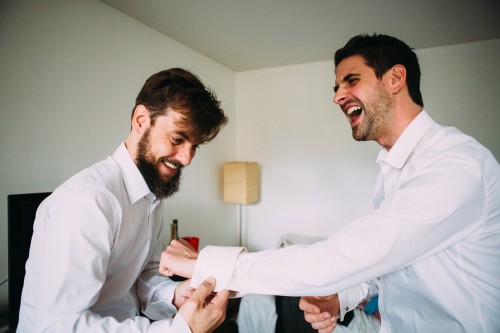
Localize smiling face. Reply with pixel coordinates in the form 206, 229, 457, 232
333, 55, 393, 143
134, 107, 201, 199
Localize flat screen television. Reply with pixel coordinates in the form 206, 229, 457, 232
8, 192, 51, 331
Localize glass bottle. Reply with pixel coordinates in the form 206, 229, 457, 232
170, 219, 178, 241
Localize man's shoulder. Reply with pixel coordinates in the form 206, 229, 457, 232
55, 156, 124, 197
420, 125, 489, 159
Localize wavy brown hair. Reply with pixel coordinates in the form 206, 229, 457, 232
133, 68, 228, 143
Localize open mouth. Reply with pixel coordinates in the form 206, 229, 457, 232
164, 161, 178, 171
160, 159, 180, 178
346, 105, 363, 125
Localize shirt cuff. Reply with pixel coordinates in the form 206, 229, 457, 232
337, 287, 362, 321
190, 246, 245, 292
145, 282, 179, 319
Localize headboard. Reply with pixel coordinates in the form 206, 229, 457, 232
7, 192, 51, 331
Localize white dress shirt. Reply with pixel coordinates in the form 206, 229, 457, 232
18, 143, 190, 333
191, 111, 500, 333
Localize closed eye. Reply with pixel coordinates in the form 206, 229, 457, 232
345, 73, 360, 87
348, 78, 359, 85
171, 136, 184, 145
334, 73, 360, 93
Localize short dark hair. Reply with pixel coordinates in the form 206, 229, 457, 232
335, 34, 423, 107
133, 68, 228, 143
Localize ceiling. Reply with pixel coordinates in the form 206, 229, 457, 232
100, 0, 500, 72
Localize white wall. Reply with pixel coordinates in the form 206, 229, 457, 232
1, 0, 499, 316
418, 39, 500, 156
236, 62, 380, 251
0, 0, 237, 310
236, 39, 500, 252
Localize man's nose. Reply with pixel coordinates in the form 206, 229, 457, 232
176, 145, 195, 166
333, 87, 346, 105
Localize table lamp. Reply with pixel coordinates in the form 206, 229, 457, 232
223, 162, 260, 246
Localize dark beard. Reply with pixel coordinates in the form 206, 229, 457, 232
136, 129, 183, 199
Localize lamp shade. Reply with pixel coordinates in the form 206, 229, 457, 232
223, 162, 260, 204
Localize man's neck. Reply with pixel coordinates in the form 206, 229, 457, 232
377, 104, 423, 151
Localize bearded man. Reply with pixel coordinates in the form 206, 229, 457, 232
18, 68, 229, 333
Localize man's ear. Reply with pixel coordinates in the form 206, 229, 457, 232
131, 105, 150, 133
387, 64, 407, 94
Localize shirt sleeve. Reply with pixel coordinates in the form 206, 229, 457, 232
190, 246, 245, 292
191, 148, 484, 298
31, 187, 184, 332
138, 265, 179, 320
138, 217, 179, 320
148, 314, 191, 333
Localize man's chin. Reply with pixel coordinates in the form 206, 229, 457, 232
159, 174, 173, 183
151, 170, 182, 199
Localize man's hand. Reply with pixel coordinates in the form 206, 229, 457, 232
160, 239, 198, 278
299, 294, 339, 333
173, 279, 194, 309
169, 239, 199, 259
178, 277, 229, 333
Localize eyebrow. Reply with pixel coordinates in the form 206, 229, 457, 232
175, 129, 204, 146
334, 73, 360, 93
174, 130, 194, 143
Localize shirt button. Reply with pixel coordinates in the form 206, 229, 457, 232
345, 306, 349, 311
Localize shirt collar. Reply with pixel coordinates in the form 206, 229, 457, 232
376, 110, 436, 169
112, 142, 155, 205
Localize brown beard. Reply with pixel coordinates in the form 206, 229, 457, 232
136, 128, 183, 199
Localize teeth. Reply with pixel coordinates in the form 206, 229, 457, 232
347, 106, 362, 115
165, 161, 177, 170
